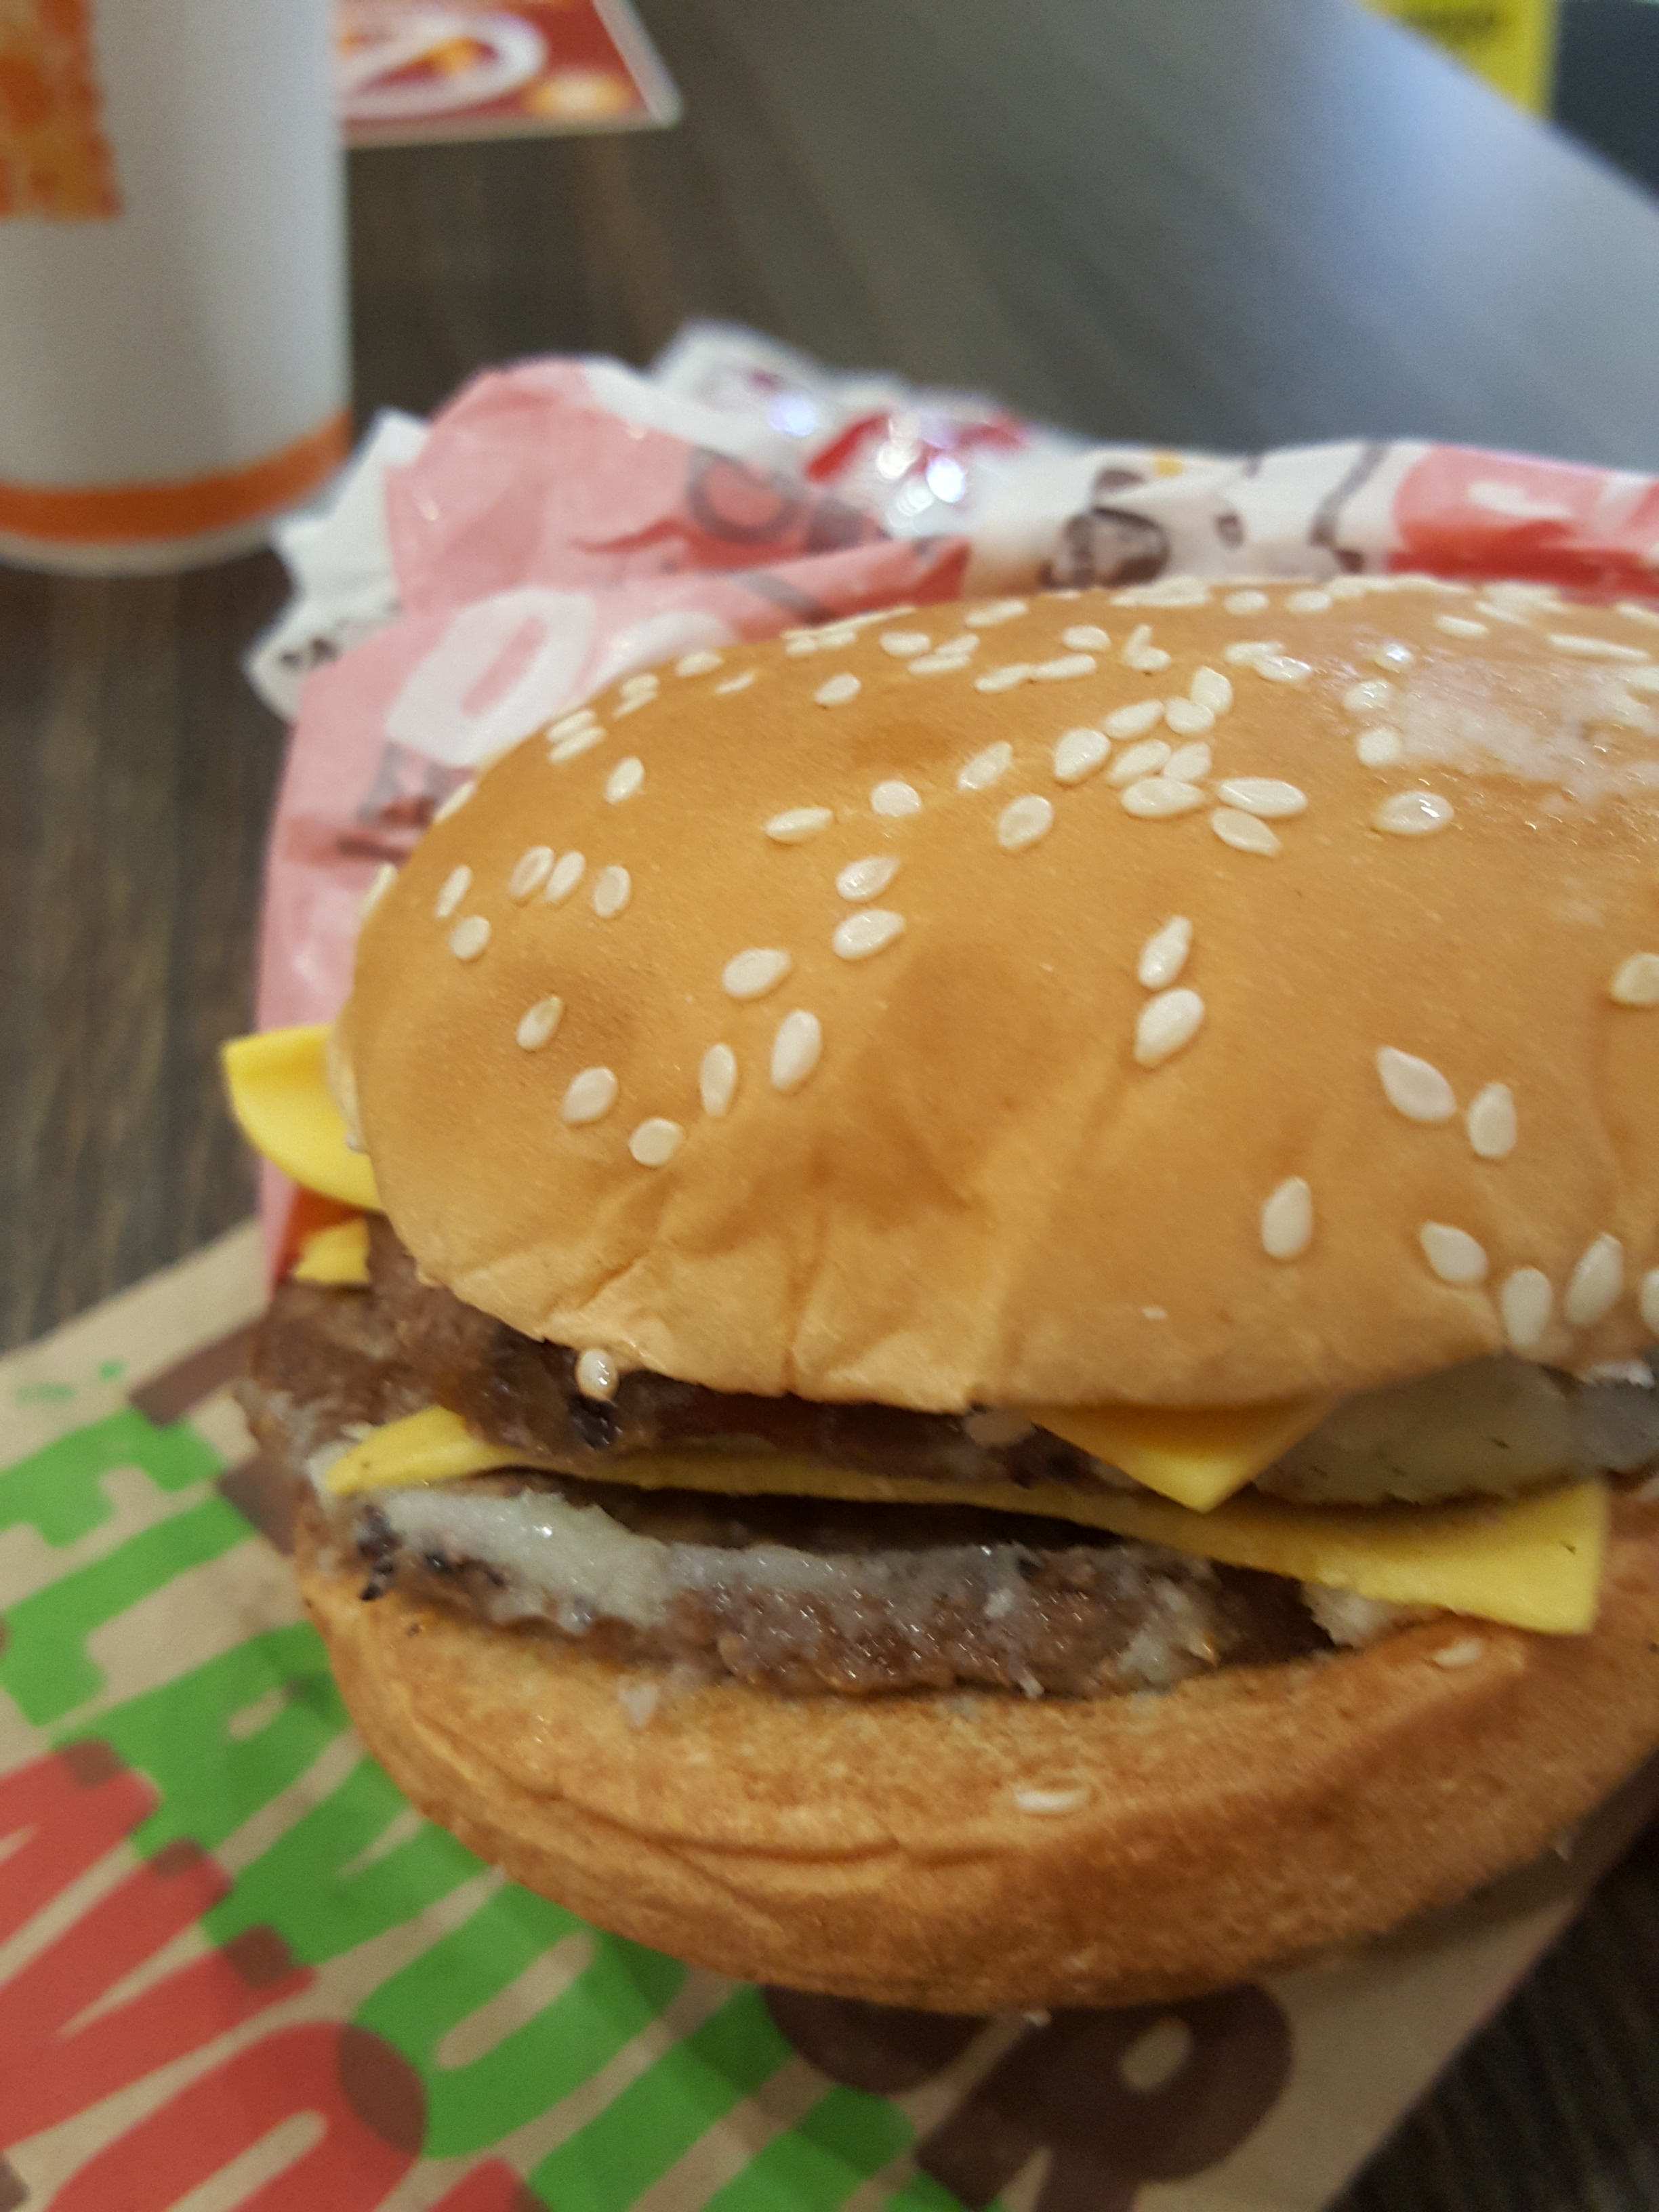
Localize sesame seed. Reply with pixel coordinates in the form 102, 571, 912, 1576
964, 598, 1027, 628
723, 947, 792, 1000
575, 1348, 619, 1399
1137, 915, 1193, 990
1163, 698, 1215, 739
361, 862, 397, 920
975, 663, 1033, 693
629, 1117, 685, 1168
1224, 638, 1284, 666
1500, 1267, 1554, 1353
435, 865, 472, 920
1618, 601, 1659, 628
1548, 633, 1652, 662
909, 650, 975, 676
510, 846, 554, 900
1419, 1223, 1488, 1286
1052, 728, 1111, 786
815, 673, 861, 707
1356, 726, 1404, 769
1435, 614, 1489, 638
1210, 808, 1282, 857
1372, 642, 1416, 672
958, 741, 1014, 792
1326, 577, 1371, 600
833, 908, 906, 960
1254, 654, 1313, 685
550, 725, 605, 764
1107, 737, 1172, 786
592, 865, 632, 918
931, 633, 979, 656
1062, 625, 1111, 651
1135, 988, 1205, 1069
1189, 667, 1233, 715
1104, 699, 1166, 741
1374, 791, 1454, 836
1467, 1082, 1517, 1160
1212, 777, 1307, 819
1164, 741, 1212, 783
1286, 588, 1332, 614
1474, 600, 1528, 627
449, 914, 490, 961
1225, 590, 1269, 614
1376, 1046, 1456, 1124
880, 630, 932, 657
433, 780, 476, 824
1122, 777, 1206, 819
1431, 1638, 1488, 1671
1261, 1177, 1314, 1260
771, 1009, 823, 1092
1122, 627, 1172, 674
1625, 667, 1659, 696
838, 855, 900, 903
1013, 1786, 1088, 1816
1641, 1268, 1659, 1335
784, 637, 821, 657
516, 995, 564, 1051
619, 672, 659, 701
1564, 1233, 1624, 1326
1033, 653, 1098, 682
676, 649, 724, 677
714, 671, 756, 696
605, 757, 644, 804
1610, 953, 1659, 1007
562, 1067, 619, 1125
816, 625, 859, 649
1115, 577, 1212, 609
545, 851, 586, 904
1344, 679, 1395, 714
700, 1043, 738, 1118
872, 779, 922, 817
548, 708, 598, 741
766, 806, 834, 844
998, 794, 1055, 850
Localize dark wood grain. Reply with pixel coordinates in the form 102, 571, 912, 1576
3, 1, 1659, 2205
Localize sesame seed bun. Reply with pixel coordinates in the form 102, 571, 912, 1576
342, 581, 1659, 1410
298, 1492, 1659, 2009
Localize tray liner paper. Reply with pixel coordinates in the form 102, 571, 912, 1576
1, 1230, 1656, 2211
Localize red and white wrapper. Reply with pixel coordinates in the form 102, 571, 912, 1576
248, 325, 1659, 1250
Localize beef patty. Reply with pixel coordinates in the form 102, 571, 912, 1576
239, 1229, 1334, 1698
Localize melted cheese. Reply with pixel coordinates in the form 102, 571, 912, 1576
222, 1026, 380, 1212
328, 1407, 524, 1495
293, 1216, 371, 1286
1023, 1396, 1333, 1512
323, 1416, 1607, 1634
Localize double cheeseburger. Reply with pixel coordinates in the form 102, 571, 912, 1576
228, 577, 1659, 2011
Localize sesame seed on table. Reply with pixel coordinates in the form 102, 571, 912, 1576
8, 0, 1659, 2202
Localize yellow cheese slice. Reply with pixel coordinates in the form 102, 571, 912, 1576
323, 1415, 1607, 1635
222, 1025, 380, 1212
328, 1406, 525, 1495
1021, 1396, 1334, 1513
293, 1216, 372, 1286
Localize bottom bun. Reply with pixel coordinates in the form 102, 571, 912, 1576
298, 1496, 1659, 2011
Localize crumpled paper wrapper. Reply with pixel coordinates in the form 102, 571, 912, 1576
1, 1234, 1655, 2209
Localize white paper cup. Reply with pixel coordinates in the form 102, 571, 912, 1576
0, 0, 349, 575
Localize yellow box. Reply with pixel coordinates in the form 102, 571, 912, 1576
1359, 0, 1559, 112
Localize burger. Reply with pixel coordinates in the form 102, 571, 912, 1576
226, 577, 1659, 2011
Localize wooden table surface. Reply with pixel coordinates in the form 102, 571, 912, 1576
3, 0, 1658, 2202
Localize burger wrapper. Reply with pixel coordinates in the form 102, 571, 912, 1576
1, 1232, 1656, 2211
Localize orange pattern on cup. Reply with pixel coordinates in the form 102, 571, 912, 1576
0, 0, 120, 220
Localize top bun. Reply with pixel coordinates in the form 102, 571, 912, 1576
342, 579, 1659, 1411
